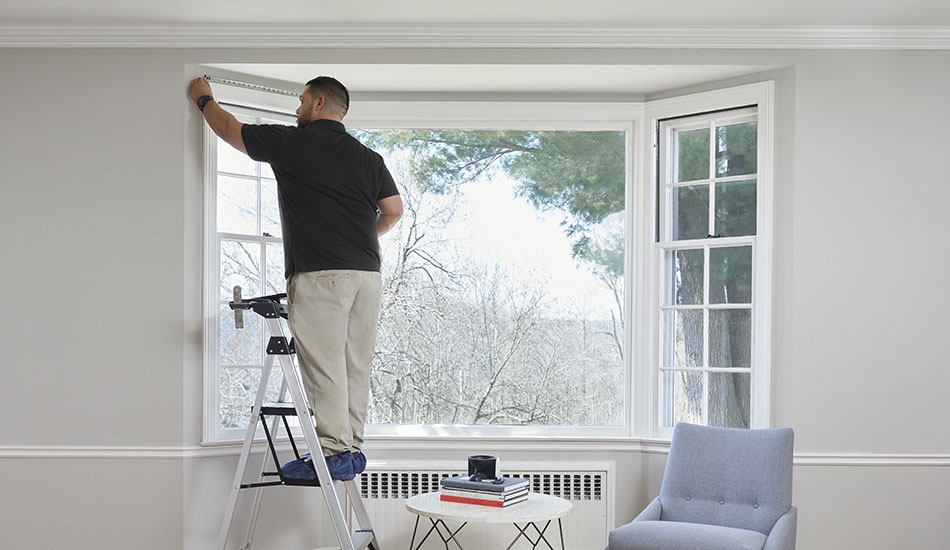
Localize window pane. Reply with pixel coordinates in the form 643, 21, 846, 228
220, 240, 262, 300
367, 128, 626, 427
709, 309, 751, 368
709, 246, 752, 304
664, 309, 704, 367
671, 185, 709, 241
708, 372, 750, 429
674, 128, 709, 183
716, 121, 757, 177
217, 176, 257, 235
663, 370, 703, 427
265, 243, 285, 296
667, 248, 704, 305
261, 178, 280, 237
218, 137, 257, 177
219, 302, 262, 365
715, 179, 756, 237
218, 367, 285, 429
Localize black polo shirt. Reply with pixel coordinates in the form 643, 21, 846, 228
241, 119, 399, 278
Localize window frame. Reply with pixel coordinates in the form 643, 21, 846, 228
642, 82, 774, 439
199, 79, 774, 445
201, 83, 642, 444
202, 102, 299, 444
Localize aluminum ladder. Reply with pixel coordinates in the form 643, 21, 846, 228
217, 287, 380, 550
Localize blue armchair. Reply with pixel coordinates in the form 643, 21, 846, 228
609, 423, 797, 550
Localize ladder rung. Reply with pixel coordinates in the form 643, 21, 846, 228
260, 402, 313, 416
239, 481, 284, 489
280, 477, 346, 488
283, 476, 323, 487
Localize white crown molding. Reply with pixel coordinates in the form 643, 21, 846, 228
1, 24, 950, 49
2, 444, 949, 466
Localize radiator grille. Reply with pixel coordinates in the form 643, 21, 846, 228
359, 470, 603, 501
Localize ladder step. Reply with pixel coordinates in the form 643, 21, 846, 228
260, 402, 313, 416
352, 530, 375, 550
281, 476, 347, 488
305, 529, 373, 550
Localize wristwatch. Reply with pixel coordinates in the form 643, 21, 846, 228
197, 95, 214, 111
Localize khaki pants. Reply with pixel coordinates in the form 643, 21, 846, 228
286, 270, 382, 456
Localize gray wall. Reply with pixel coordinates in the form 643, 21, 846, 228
1, 47, 948, 549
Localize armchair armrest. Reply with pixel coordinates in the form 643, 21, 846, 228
762, 506, 798, 550
633, 497, 662, 522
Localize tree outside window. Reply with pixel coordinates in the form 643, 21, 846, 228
215, 124, 628, 430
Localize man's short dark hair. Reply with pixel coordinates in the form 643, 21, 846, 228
306, 76, 350, 118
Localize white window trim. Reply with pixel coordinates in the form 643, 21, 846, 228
201, 81, 643, 444
200, 78, 773, 445
202, 103, 298, 445
641, 82, 775, 439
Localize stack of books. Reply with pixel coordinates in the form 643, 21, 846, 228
439, 475, 530, 507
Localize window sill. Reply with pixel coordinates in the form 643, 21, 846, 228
196, 434, 672, 454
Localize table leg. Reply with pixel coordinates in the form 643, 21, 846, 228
528, 520, 554, 550
409, 517, 467, 550
409, 515, 420, 550
409, 516, 440, 550
431, 518, 467, 550
505, 523, 533, 550
507, 520, 563, 550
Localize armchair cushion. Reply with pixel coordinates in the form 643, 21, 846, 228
659, 423, 794, 536
609, 520, 767, 550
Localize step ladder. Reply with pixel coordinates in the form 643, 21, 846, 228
217, 286, 380, 550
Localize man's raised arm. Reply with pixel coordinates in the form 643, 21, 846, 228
190, 77, 246, 155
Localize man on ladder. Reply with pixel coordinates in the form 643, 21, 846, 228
190, 74, 403, 540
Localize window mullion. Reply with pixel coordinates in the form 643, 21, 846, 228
707, 120, 716, 239
702, 245, 710, 425
218, 232, 281, 244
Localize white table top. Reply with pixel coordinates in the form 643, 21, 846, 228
406, 492, 572, 524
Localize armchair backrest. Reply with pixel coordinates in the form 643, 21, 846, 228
658, 423, 794, 536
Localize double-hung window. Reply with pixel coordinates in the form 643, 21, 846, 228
209, 105, 296, 437
649, 83, 773, 436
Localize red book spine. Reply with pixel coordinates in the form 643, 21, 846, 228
440, 494, 505, 507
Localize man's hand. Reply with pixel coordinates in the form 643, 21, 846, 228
190, 77, 213, 105
191, 76, 247, 155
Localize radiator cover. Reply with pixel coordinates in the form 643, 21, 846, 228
353, 461, 614, 550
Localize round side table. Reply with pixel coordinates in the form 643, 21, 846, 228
405, 492, 572, 550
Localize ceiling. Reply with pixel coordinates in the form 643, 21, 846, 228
1, 0, 947, 26
203, 63, 777, 95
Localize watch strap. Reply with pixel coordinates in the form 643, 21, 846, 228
197, 95, 214, 111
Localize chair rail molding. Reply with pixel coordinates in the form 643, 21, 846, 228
1, 24, 950, 49
2, 444, 949, 466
